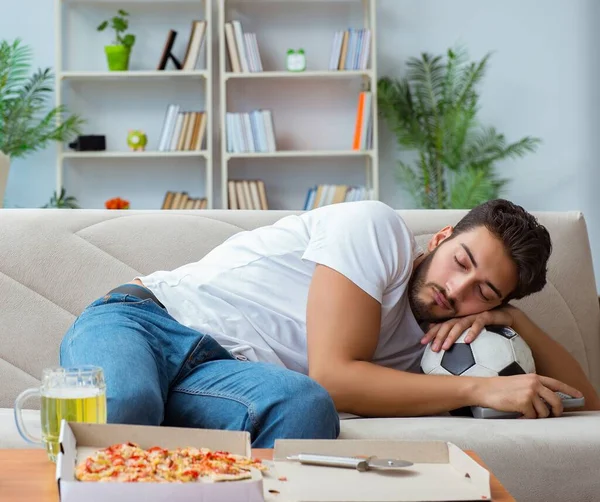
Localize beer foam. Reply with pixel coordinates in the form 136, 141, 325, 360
43, 387, 103, 399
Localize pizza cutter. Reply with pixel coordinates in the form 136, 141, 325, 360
286, 453, 413, 472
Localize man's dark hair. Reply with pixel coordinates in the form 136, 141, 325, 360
452, 199, 552, 302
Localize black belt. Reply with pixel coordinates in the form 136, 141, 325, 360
107, 284, 166, 309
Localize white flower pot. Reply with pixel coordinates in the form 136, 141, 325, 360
0, 152, 9, 208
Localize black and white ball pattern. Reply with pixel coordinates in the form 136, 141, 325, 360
420, 325, 536, 377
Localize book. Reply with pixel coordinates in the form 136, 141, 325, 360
224, 23, 241, 73
329, 31, 344, 70
257, 180, 268, 210
228, 180, 238, 209
182, 20, 207, 70
227, 179, 269, 210
158, 104, 180, 151
231, 20, 250, 73
194, 113, 207, 151
330, 28, 371, 71
249, 33, 263, 72
169, 112, 185, 151
161, 190, 207, 209
338, 31, 349, 70
226, 110, 277, 153
161, 191, 175, 209
352, 92, 366, 150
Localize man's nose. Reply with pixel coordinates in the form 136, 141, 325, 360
446, 276, 471, 303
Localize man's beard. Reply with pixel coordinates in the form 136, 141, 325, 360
408, 249, 456, 324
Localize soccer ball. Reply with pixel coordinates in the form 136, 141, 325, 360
420, 325, 536, 378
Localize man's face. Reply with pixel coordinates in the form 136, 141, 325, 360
409, 225, 518, 323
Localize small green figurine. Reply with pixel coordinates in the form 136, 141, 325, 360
286, 49, 306, 72
127, 129, 147, 151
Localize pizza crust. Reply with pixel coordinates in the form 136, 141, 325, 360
209, 471, 253, 482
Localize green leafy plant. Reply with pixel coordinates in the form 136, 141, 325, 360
42, 187, 80, 209
97, 9, 136, 50
378, 47, 541, 209
0, 39, 83, 159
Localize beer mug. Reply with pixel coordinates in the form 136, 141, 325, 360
14, 366, 107, 461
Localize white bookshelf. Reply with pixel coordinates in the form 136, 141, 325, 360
218, 0, 379, 210
55, 0, 214, 209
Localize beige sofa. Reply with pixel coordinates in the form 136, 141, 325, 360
1, 208, 599, 501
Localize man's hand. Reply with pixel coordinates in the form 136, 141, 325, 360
473, 374, 583, 418
421, 307, 515, 352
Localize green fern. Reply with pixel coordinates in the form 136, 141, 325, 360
0, 39, 83, 159
378, 46, 541, 209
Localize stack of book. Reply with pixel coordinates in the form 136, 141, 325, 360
352, 91, 373, 150
303, 184, 373, 210
224, 20, 263, 73
228, 180, 269, 209
226, 110, 276, 153
329, 28, 371, 71
158, 105, 207, 152
161, 191, 207, 209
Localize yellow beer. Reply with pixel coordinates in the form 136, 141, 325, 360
14, 365, 107, 462
41, 387, 107, 460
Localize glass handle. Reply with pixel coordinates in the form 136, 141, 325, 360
14, 388, 42, 445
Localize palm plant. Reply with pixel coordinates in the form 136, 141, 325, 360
378, 47, 541, 209
42, 187, 80, 209
0, 38, 83, 159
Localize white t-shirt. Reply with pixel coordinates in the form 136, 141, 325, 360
138, 200, 426, 375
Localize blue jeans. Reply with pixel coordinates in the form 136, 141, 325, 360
59, 289, 340, 447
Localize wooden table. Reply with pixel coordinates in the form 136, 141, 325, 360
1, 449, 515, 501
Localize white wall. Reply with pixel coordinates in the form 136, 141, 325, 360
2, 0, 599, 290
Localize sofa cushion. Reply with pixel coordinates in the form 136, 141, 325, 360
340, 412, 600, 502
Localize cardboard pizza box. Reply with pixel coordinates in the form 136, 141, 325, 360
263, 439, 491, 502
56, 420, 264, 502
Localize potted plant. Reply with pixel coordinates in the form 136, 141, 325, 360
0, 39, 83, 208
97, 9, 136, 71
378, 47, 541, 209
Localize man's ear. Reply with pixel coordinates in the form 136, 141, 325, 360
428, 225, 454, 252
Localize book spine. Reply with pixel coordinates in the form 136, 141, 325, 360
232, 21, 250, 73
224, 23, 242, 73
169, 111, 185, 151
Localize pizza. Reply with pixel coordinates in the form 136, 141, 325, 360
75, 442, 268, 483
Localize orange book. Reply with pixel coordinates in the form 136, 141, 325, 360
352, 92, 366, 150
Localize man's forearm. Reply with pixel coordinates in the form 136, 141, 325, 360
312, 362, 479, 417
511, 308, 600, 410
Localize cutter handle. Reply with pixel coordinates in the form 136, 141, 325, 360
289, 454, 369, 471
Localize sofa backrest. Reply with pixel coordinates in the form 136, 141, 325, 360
0, 208, 598, 408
